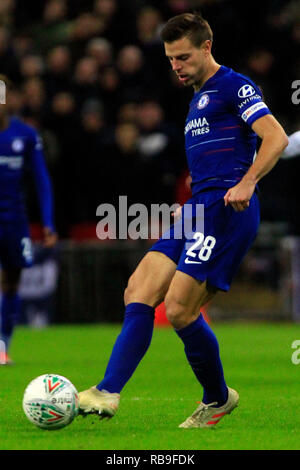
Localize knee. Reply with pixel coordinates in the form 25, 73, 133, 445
124, 273, 136, 306
164, 295, 192, 329
123, 271, 165, 308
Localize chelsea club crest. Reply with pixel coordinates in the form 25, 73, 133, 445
197, 94, 210, 109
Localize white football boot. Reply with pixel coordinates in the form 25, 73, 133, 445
179, 387, 239, 428
79, 386, 120, 419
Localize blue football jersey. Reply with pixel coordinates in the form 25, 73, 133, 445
0, 116, 55, 230
184, 65, 271, 195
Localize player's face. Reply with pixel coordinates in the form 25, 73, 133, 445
164, 36, 211, 89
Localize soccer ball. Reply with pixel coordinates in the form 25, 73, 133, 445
23, 374, 79, 430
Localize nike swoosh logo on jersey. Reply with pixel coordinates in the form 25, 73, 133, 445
184, 257, 202, 264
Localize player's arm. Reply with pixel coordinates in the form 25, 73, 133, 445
224, 114, 288, 212
28, 133, 57, 247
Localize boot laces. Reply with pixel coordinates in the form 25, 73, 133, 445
191, 401, 218, 420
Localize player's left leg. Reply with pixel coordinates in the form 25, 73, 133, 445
165, 272, 229, 406
0, 268, 22, 365
164, 271, 239, 428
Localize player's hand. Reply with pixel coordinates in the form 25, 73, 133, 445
43, 227, 58, 247
224, 179, 256, 212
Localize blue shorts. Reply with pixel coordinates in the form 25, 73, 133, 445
0, 217, 34, 270
149, 189, 260, 291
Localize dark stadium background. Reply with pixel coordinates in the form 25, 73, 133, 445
1, 0, 299, 324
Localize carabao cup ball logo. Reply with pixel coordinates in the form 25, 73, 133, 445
197, 94, 210, 109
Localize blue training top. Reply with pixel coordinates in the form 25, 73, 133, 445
0, 116, 55, 231
184, 65, 271, 195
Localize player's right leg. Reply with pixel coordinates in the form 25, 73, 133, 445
78, 251, 177, 417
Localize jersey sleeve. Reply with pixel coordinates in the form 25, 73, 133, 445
27, 129, 56, 232
227, 74, 272, 127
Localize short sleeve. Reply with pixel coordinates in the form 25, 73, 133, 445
228, 74, 272, 127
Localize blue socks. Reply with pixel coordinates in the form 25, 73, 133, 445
97, 302, 155, 393
0, 292, 21, 351
96, 304, 227, 407
175, 314, 228, 406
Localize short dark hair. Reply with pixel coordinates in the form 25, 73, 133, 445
160, 13, 213, 47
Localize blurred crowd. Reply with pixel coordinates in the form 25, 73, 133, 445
0, 0, 299, 236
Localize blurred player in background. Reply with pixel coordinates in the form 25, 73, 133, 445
79, 13, 288, 428
280, 130, 300, 159
0, 75, 56, 365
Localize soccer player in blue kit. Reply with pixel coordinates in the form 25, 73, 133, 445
0, 76, 56, 365
79, 14, 288, 427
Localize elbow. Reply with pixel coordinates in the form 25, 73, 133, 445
264, 127, 289, 154
273, 130, 289, 156
280, 132, 289, 153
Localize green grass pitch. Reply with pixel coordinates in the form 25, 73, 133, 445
0, 322, 299, 450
